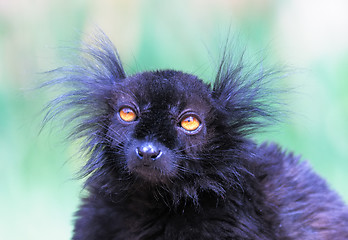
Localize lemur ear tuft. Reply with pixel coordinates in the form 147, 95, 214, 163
80, 31, 127, 81
211, 46, 285, 136
40, 32, 126, 177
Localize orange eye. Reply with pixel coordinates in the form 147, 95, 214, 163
119, 107, 137, 122
180, 115, 201, 132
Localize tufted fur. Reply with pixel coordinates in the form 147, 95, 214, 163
43, 33, 348, 239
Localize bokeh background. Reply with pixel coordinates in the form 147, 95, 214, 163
1, 0, 348, 239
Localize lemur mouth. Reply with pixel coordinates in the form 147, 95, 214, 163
131, 165, 169, 182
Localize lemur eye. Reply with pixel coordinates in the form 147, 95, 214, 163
119, 107, 137, 122
180, 115, 201, 132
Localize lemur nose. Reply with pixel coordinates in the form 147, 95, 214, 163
136, 143, 162, 162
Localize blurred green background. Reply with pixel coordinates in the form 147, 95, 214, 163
1, 0, 348, 239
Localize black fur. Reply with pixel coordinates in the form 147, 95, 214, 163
43, 34, 348, 239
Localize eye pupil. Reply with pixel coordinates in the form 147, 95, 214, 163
119, 107, 136, 122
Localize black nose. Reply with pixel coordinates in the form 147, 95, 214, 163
136, 143, 162, 162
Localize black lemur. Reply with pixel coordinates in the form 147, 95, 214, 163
43, 33, 348, 239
